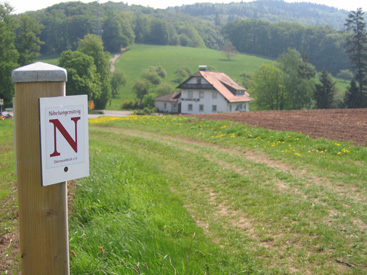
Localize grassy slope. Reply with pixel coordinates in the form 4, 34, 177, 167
70, 115, 367, 274
112, 44, 349, 110
111, 44, 274, 109
2, 115, 366, 273
36, 44, 349, 110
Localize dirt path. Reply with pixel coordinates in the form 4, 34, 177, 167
110, 48, 126, 72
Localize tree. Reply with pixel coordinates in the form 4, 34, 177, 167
133, 79, 150, 101
149, 19, 170, 45
178, 25, 205, 48
141, 66, 166, 85
174, 67, 191, 83
344, 8, 367, 95
343, 79, 364, 108
250, 64, 286, 110
314, 69, 337, 109
15, 14, 44, 66
110, 70, 126, 97
277, 48, 316, 109
102, 10, 134, 53
337, 69, 354, 81
58, 50, 101, 101
134, 14, 150, 43
239, 72, 252, 89
78, 34, 112, 109
222, 41, 238, 61
156, 83, 174, 97
0, 4, 18, 108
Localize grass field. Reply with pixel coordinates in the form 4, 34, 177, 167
76, 115, 367, 274
1, 115, 366, 273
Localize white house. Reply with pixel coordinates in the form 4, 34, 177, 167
154, 91, 181, 113
154, 67, 251, 114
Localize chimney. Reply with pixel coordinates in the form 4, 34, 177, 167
199, 65, 207, 71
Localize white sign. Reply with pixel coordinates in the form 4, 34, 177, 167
0, 99, 3, 105
39, 95, 89, 186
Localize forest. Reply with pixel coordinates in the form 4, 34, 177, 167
170, 0, 348, 29
18, 1, 351, 74
0, 0, 366, 110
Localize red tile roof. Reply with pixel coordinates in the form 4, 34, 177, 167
199, 71, 251, 103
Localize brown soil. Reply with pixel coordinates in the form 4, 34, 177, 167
185, 108, 367, 146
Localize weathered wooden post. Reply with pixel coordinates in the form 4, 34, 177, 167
12, 62, 70, 274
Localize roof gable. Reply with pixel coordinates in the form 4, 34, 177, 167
199, 71, 251, 103
154, 91, 181, 102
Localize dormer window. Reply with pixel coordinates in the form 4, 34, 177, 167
197, 78, 202, 84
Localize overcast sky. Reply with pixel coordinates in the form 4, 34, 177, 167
2, 0, 367, 14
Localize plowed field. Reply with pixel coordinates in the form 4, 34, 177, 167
186, 109, 367, 146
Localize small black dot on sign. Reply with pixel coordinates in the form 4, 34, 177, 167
64, 167, 68, 172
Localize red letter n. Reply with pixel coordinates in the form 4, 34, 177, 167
49, 117, 81, 157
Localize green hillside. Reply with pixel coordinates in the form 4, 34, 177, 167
35, 44, 348, 110
110, 44, 274, 110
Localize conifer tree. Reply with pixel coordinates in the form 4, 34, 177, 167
344, 8, 367, 98
344, 79, 364, 108
314, 69, 336, 109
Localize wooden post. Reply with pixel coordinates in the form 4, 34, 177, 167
12, 62, 70, 275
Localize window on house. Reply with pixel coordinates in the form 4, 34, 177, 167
164, 103, 167, 109
188, 91, 193, 98
212, 105, 217, 112
212, 91, 217, 99
197, 78, 202, 84
199, 91, 204, 99
188, 104, 193, 111
230, 105, 232, 112
199, 104, 204, 112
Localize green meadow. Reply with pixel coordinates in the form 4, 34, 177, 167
114, 44, 350, 109
36, 44, 349, 110
74, 116, 367, 274
2, 115, 367, 274
110, 44, 274, 110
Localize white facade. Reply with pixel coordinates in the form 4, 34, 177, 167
155, 100, 179, 113
154, 70, 251, 114
180, 76, 249, 114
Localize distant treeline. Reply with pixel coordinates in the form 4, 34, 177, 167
222, 19, 350, 75
169, 1, 348, 30
23, 1, 352, 75
28, 1, 223, 54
